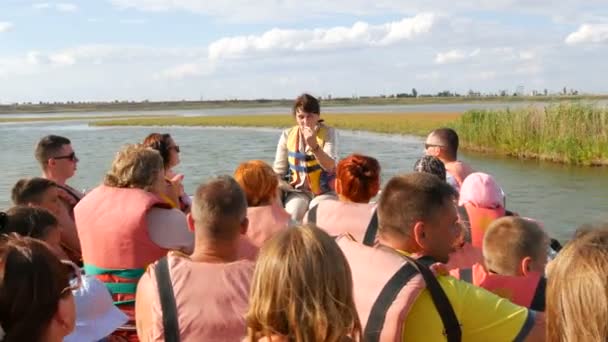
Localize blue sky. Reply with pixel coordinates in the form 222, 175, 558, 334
1, 0, 607, 103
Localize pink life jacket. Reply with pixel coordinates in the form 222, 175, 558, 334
336, 237, 461, 342
75, 185, 170, 331
305, 200, 377, 245
450, 263, 546, 311
463, 203, 506, 248
238, 203, 291, 260
145, 253, 254, 341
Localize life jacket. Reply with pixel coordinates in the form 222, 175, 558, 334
238, 203, 291, 260
143, 253, 254, 342
74, 185, 170, 333
306, 200, 377, 245
450, 263, 546, 311
337, 237, 461, 342
446, 242, 484, 271
462, 203, 506, 248
286, 125, 334, 195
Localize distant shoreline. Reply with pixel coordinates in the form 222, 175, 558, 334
2, 94, 607, 114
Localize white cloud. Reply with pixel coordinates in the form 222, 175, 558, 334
565, 24, 608, 45
154, 62, 215, 80
208, 13, 437, 61
57, 3, 78, 12
435, 49, 479, 64
33, 3, 78, 12
0, 22, 13, 33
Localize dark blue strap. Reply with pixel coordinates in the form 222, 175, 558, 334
529, 277, 546, 312
514, 310, 536, 342
155, 257, 180, 342
459, 268, 473, 283
362, 211, 378, 246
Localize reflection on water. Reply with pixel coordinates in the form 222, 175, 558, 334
1, 121, 606, 241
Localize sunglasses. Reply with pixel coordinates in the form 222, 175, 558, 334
54, 152, 78, 162
424, 143, 445, 149
169, 145, 180, 153
60, 259, 82, 296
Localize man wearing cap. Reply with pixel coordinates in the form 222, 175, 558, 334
424, 128, 474, 191
272, 93, 338, 221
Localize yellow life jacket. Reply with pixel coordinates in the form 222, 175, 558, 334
286, 125, 334, 195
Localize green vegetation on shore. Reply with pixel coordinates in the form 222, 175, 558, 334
92, 112, 460, 137
456, 103, 608, 166
2, 94, 607, 114
92, 103, 608, 166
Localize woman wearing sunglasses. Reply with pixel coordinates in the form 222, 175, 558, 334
143, 133, 191, 212
0, 234, 80, 342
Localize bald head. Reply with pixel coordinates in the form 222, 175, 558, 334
191, 175, 248, 241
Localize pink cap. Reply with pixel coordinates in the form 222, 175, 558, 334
458, 172, 504, 209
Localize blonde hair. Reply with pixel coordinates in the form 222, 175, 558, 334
546, 225, 608, 342
104, 144, 163, 190
482, 216, 548, 275
246, 225, 361, 342
234, 160, 278, 207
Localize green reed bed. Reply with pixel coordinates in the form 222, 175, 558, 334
455, 103, 608, 165
93, 112, 461, 137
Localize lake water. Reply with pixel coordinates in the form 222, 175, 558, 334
1, 108, 607, 241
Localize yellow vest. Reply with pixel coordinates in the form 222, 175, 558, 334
286, 125, 333, 195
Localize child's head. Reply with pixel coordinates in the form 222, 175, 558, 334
482, 216, 548, 276
0, 206, 62, 256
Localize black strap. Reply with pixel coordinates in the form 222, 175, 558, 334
529, 277, 546, 312
550, 238, 563, 253
307, 204, 318, 224
155, 257, 181, 342
362, 211, 378, 246
364, 255, 461, 342
459, 268, 473, 284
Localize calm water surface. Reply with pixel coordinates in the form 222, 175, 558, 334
1, 118, 606, 241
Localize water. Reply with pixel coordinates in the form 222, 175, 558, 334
1, 115, 607, 242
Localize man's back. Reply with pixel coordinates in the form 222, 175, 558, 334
136, 253, 254, 342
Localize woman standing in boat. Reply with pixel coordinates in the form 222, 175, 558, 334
272, 93, 338, 222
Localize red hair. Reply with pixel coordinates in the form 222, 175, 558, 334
234, 160, 278, 207
336, 154, 381, 203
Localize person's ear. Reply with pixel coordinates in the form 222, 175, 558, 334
47, 158, 56, 169
186, 213, 195, 233
240, 217, 249, 235
413, 221, 427, 247
520, 256, 532, 276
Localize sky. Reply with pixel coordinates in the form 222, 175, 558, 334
0, 0, 607, 103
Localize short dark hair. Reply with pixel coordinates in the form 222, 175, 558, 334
292, 93, 320, 116
35, 135, 71, 169
11, 178, 57, 205
378, 173, 457, 236
413, 155, 447, 181
430, 128, 459, 159
191, 176, 248, 241
0, 206, 59, 242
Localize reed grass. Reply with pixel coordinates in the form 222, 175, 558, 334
93, 112, 461, 137
454, 103, 608, 165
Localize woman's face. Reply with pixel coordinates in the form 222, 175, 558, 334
167, 137, 180, 168
295, 109, 320, 129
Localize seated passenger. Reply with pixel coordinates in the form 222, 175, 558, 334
234, 160, 291, 260
451, 216, 548, 311
337, 173, 545, 341
245, 225, 361, 341
74, 144, 194, 339
273, 93, 338, 221
11, 177, 81, 263
136, 176, 254, 341
304, 154, 380, 245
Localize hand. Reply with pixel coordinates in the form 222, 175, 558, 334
165, 175, 183, 206
301, 126, 319, 149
